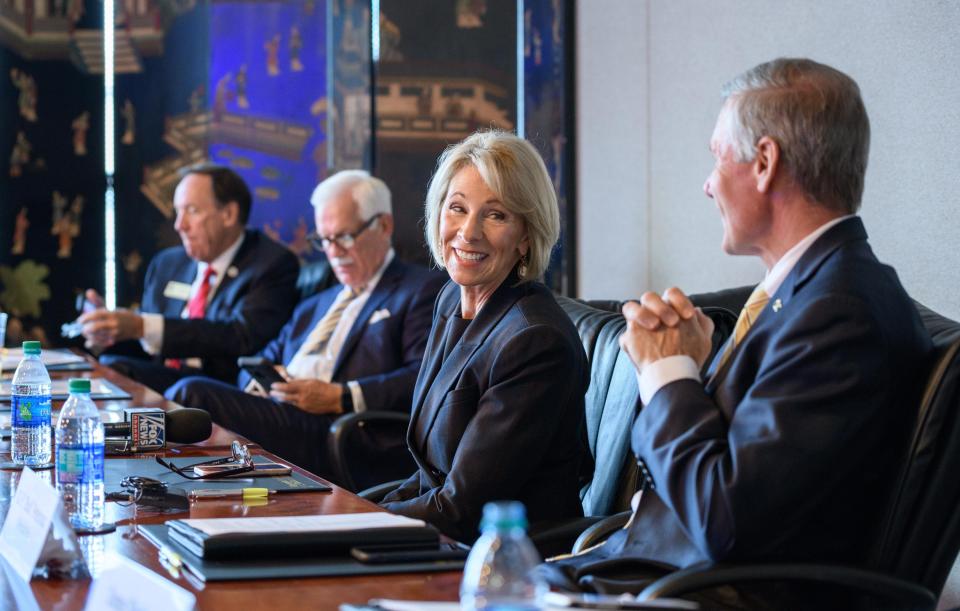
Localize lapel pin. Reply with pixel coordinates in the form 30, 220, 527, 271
227, 266, 238, 278
772, 298, 783, 312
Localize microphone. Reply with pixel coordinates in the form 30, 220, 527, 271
104, 407, 212, 453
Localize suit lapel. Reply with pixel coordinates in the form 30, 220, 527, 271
163, 256, 198, 317
705, 217, 867, 393
206, 230, 253, 320
288, 289, 339, 359
406, 283, 456, 447
332, 259, 404, 377
775, 216, 866, 304
409, 274, 525, 455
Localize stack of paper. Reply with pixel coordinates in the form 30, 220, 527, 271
1, 348, 87, 372
166, 513, 437, 560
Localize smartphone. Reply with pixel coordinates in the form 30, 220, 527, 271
193, 461, 292, 478
237, 356, 286, 390
61, 294, 98, 339
76, 294, 97, 314
350, 543, 469, 564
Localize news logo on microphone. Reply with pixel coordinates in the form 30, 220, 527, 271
127, 407, 165, 450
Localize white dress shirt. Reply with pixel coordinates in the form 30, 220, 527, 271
636, 215, 855, 405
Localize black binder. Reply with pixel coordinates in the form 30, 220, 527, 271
140, 524, 466, 582
166, 519, 440, 560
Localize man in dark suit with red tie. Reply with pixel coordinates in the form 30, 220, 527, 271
80, 164, 299, 393
165, 170, 444, 481
543, 58, 933, 608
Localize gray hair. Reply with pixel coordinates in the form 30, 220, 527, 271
721, 58, 870, 214
424, 130, 560, 282
310, 170, 392, 219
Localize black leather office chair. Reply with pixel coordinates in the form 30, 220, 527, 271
295, 255, 337, 301
561, 296, 738, 519
328, 411, 417, 492
575, 301, 960, 610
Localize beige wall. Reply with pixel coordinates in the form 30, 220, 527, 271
577, 0, 960, 319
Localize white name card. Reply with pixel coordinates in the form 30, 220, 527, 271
85, 554, 196, 611
0, 555, 41, 611
0, 467, 81, 582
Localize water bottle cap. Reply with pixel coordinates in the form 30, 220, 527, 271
22, 340, 41, 355
480, 500, 528, 531
68, 378, 91, 393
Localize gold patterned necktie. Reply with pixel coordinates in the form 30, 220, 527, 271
712, 284, 770, 375
303, 286, 358, 355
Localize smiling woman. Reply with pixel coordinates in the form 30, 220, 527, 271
380, 130, 589, 543
439, 164, 529, 318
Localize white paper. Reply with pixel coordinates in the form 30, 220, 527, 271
41, 498, 86, 575
84, 554, 195, 611
368, 599, 696, 611
368, 601, 460, 611
0, 555, 41, 611
1, 348, 85, 372
0, 378, 117, 400
0, 468, 61, 582
178, 512, 426, 537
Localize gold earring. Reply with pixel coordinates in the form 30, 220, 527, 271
518, 253, 529, 279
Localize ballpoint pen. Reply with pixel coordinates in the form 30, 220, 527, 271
188, 487, 274, 501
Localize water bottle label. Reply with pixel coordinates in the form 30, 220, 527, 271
11, 394, 52, 428
57, 444, 105, 484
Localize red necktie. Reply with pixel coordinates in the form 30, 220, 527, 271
167, 267, 216, 370
187, 267, 216, 319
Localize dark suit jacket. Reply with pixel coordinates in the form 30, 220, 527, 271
241, 258, 445, 412
381, 274, 589, 543
596, 217, 932, 571
140, 229, 299, 382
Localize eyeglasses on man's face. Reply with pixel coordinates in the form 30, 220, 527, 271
308, 213, 382, 252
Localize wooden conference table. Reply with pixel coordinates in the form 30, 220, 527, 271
0, 355, 461, 610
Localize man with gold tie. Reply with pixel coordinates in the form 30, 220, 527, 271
81, 164, 299, 393
166, 170, 444, 482
543, 58, 933, 607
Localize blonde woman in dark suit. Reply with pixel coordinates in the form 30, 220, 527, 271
381, 130, 589, 543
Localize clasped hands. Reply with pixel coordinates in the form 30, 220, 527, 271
618, 287, 715, 373
246, 365, 344, 415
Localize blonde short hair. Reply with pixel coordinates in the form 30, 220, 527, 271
424, 131, 559, 282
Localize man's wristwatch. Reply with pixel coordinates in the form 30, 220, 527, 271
341, 384, 353, 412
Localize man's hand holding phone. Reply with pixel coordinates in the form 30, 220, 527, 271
61, 289, 103, 339
269, 379, 345, 415
77, 289, 145, 349
239, 356, 289, 397
239, 356, 345, 415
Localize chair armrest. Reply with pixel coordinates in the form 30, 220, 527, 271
357, 479, 407, 502
572, 511, 632, 554
528, 517, 605, 558
638, 563, 935, 609
327, 411, 410, 491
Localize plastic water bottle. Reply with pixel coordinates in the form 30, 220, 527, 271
56, 378, 105, 530
460, 501, 547, 611
11, 340, 52, 466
